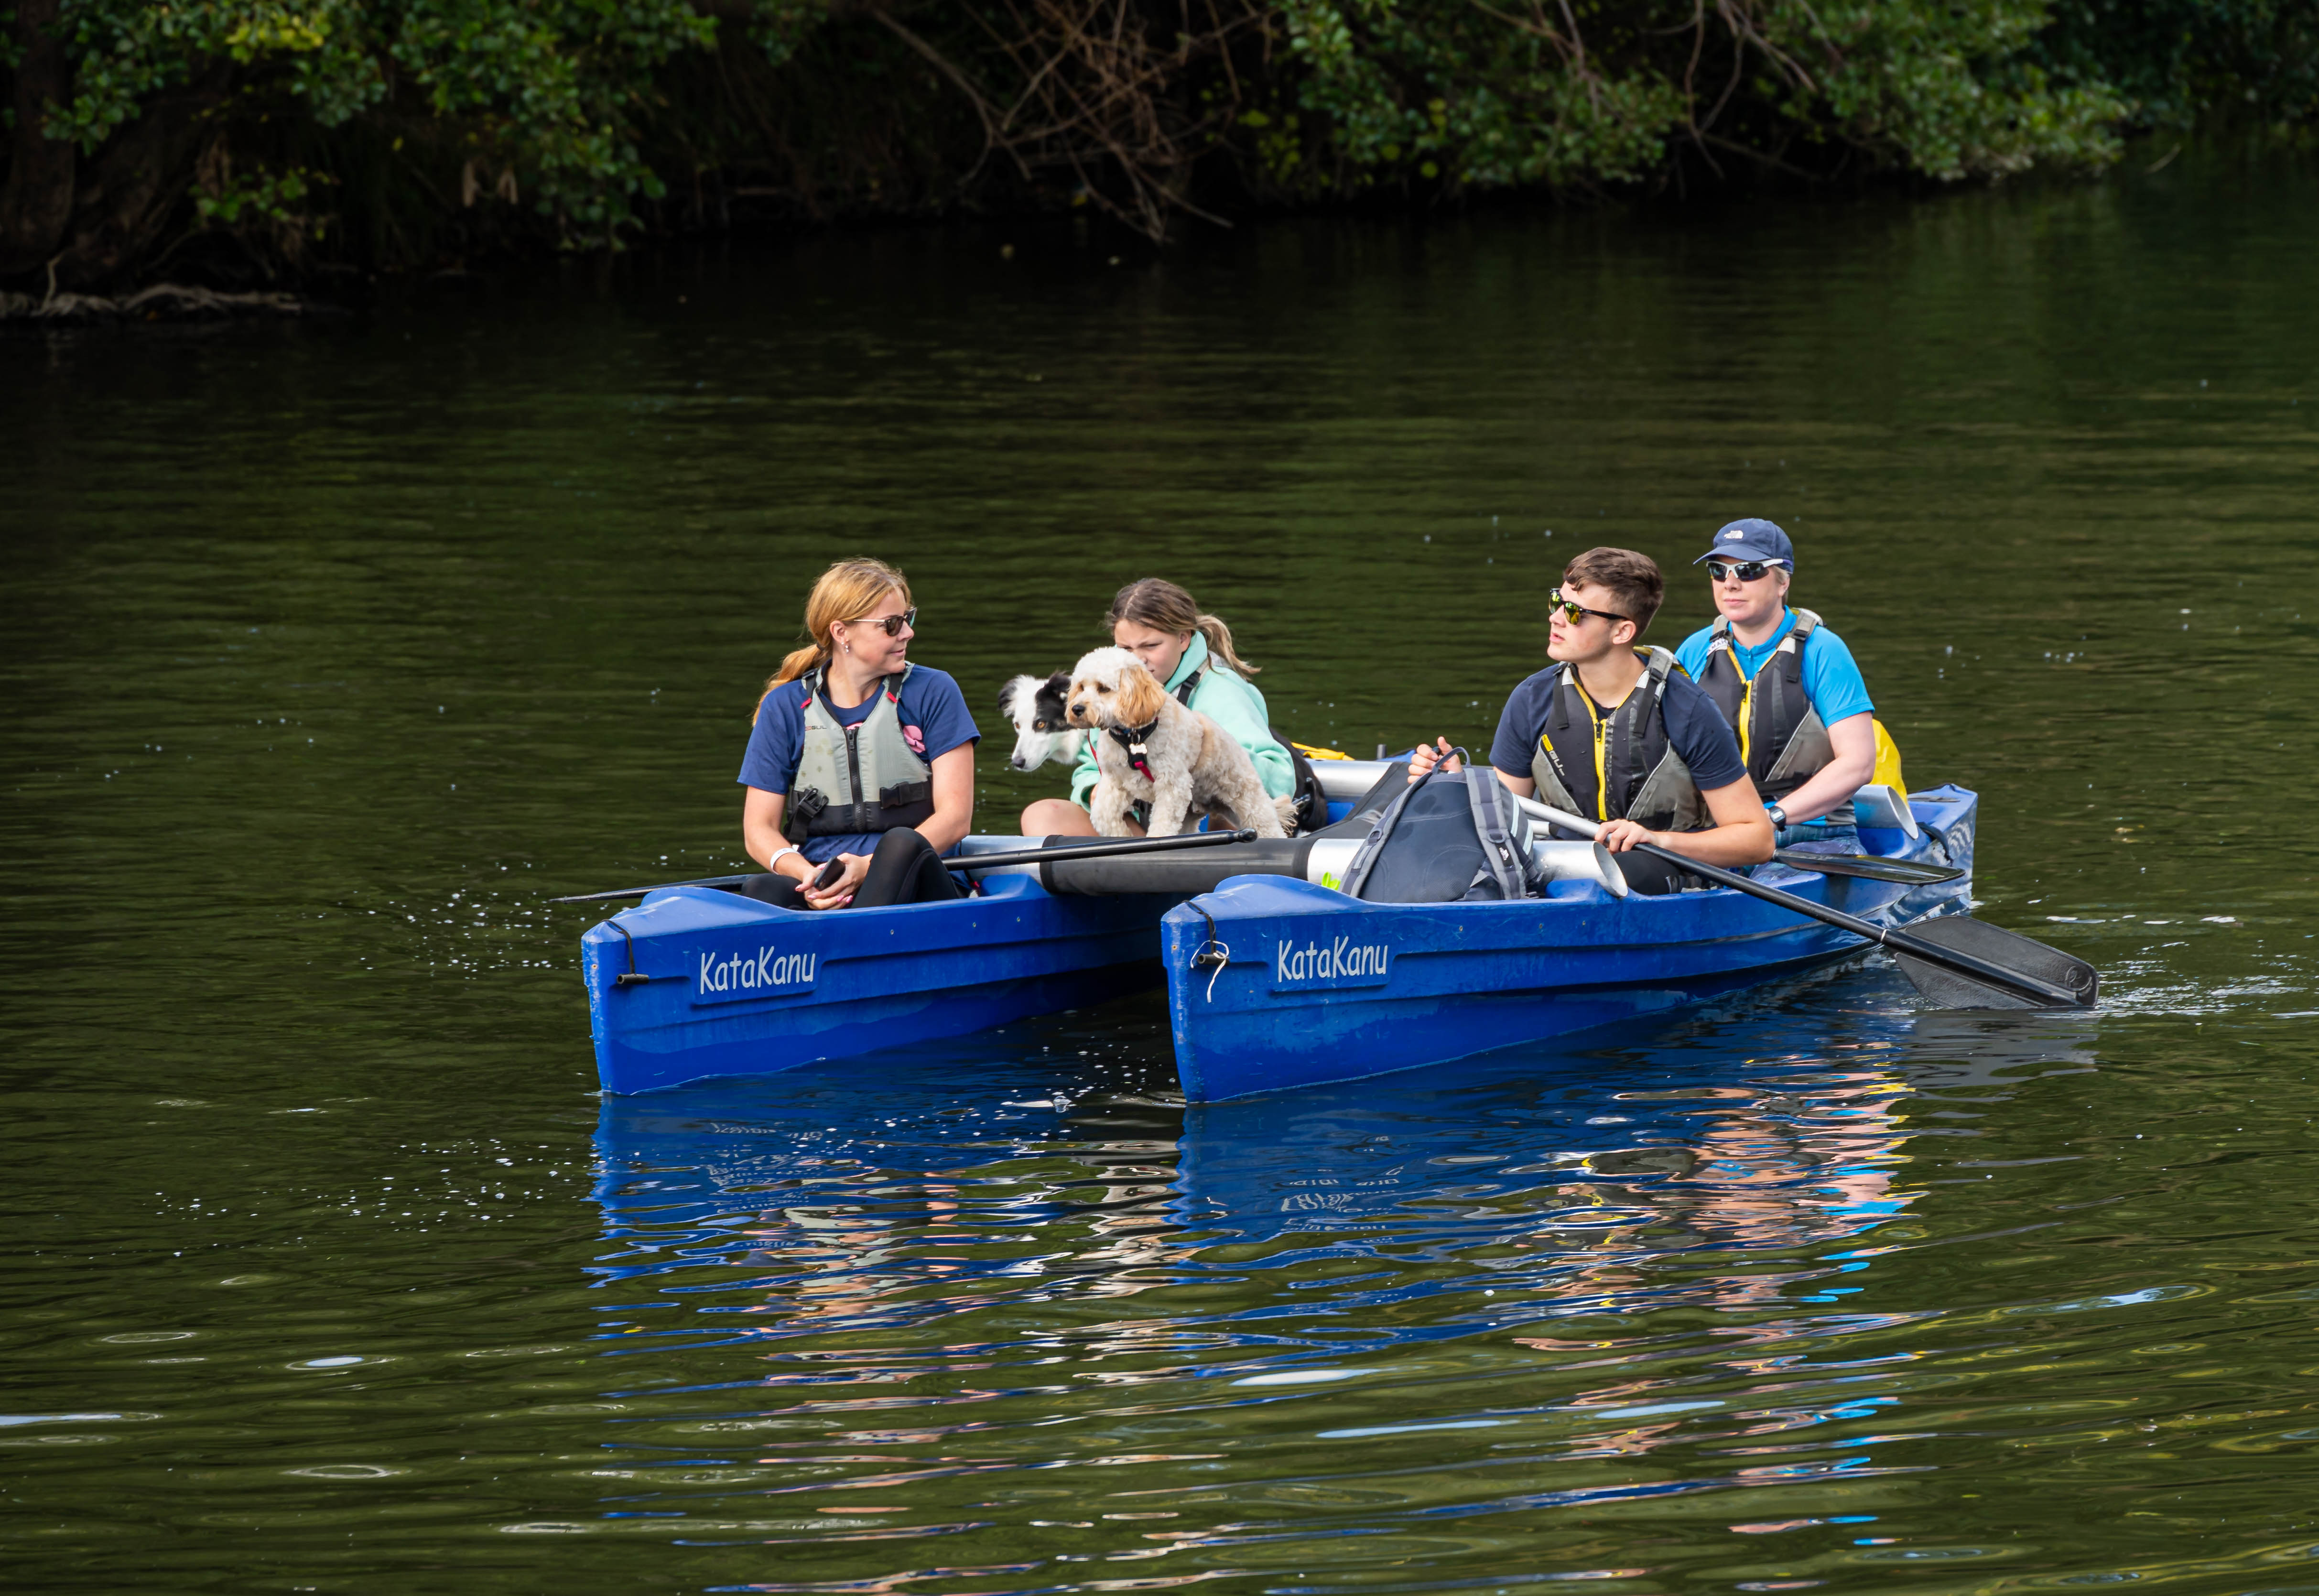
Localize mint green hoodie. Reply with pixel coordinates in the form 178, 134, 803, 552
1068, 633, 1295, 809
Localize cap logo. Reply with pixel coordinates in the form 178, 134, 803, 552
1723, 530, 1744, 540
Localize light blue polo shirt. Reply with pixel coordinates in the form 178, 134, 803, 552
1674, 608, 1875, 727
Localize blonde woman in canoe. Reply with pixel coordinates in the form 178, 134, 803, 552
737, 559, 979, 909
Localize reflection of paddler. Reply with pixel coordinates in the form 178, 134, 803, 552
1519, 1078, 1915, 1317
1675, 519, 1902, 848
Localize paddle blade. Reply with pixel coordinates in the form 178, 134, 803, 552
1773, 850, 1964, 885
1891, 915, 2099, 1010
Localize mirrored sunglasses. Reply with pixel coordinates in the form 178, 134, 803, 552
1705, 560, 1786, 583
1549, 589, 1630, 626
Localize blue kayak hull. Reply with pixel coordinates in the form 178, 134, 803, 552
582, 875, 1177, 1094
1163, 786, 1980, 1102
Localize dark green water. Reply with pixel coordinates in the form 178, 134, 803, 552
8, 150, 2319, 1593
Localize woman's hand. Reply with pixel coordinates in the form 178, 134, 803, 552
1405, 738, 1462, 782
802, 853, 869, 910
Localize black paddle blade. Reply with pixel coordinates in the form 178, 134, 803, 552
1891, 915, 2099, 1010
1773, 850, 1964, 885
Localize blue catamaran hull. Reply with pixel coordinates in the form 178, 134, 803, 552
1162, 786, 1980, 1102
582, 875, 1178, 1094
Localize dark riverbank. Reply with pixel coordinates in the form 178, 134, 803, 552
6, 0, 2311, 297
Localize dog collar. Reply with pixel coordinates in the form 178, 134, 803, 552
1106, 718, 1160, 781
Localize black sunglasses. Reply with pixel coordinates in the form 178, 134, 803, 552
843, 606, 918, 637
1705, 560, 1786, 583
1549, 589, 1630, 627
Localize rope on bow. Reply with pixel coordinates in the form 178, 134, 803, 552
1189, 902, 1230, 1002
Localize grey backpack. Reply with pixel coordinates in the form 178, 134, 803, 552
1337, 760, 1542, 902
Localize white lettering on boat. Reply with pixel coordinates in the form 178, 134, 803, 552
693, 944, 816, 1003
1270, 933, 1391, 990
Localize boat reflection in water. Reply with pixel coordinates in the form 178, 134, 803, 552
584, 980, 2098, 1576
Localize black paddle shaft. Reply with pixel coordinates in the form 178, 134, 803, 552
1629, 840, 2091, 1008
954, 830, 1258, 872
550, 829, 1259, 904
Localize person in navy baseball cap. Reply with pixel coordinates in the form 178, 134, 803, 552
1673, 518, 1890, 845
1692, 517, 1795, 571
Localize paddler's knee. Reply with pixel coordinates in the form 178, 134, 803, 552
1020, 797, 1094, 837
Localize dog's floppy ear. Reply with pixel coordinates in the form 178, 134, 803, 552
1042, 670, 1071, 698
998, 675, 1027, 722
1115, 661, 1166, 728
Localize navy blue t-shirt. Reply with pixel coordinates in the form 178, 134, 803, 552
1489, 662, 1748, 807
738, 665, 980, 863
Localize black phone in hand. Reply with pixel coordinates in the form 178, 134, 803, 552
810, 858, 846, 891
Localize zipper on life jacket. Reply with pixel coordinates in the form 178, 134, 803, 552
844, 724, 864, 819
1737, 676, 1755, 769
1581, 691, 1611, 821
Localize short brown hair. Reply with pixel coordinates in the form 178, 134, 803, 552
1562, 547, 1664, 636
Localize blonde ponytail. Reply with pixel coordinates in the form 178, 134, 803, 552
1106, 577, 1260, 676
1193, 612, 1259, 676
754, 558, 911, 723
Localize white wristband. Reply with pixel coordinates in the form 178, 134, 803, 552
767, 846, 803, 876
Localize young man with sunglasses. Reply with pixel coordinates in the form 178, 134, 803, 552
1674, 520, 1876, 846
1410, 547, 1773, 892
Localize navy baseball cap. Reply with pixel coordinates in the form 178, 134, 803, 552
1692, 518, 1794, 570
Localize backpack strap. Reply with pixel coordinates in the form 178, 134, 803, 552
1171, 658, 1208, 707
1463, 763, 1533, 899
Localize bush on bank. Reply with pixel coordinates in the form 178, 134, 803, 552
0, 0, 2308, 292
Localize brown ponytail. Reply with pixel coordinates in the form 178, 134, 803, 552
1105, 577, 1260, 676
753, 558, 911, 722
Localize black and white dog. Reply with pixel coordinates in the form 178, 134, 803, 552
998, 671, 1084, 772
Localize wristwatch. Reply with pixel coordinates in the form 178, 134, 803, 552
1764, 803, 1788, 830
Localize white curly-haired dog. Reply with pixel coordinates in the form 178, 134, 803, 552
1064, 646, 1289, 839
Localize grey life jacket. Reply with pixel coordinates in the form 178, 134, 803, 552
1528, 647, 1709, 834
1696, 608, 1834, 803
1338, 762, 1540, 903
780, 664, 935, 843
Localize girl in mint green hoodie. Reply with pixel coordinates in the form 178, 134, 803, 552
1019, 578, 1294, 837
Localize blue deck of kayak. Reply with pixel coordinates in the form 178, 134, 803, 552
1160, 785, 1979, 1102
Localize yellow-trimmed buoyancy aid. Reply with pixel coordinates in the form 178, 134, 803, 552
780, 664, 935, 843
1528, 647, 1709, 833
1697, 608, 1836, 804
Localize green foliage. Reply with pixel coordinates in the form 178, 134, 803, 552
52, 0, 713, 243
194, 158, 322, 231
1780, 0, 2129, 178
1257, 0, 2127, 197
1271, 0, 1682, 193
2033, 0, 2319, 125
